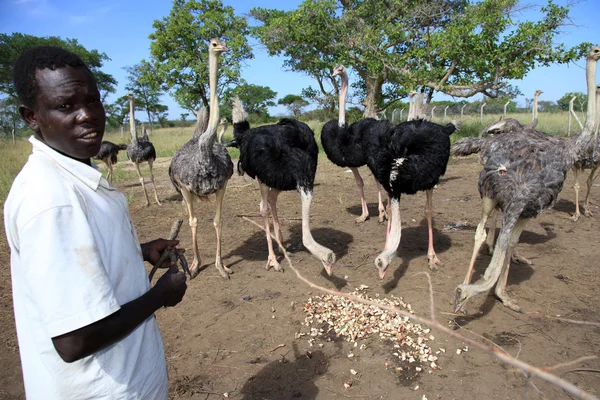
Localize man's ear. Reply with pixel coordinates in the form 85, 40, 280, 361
19, 105, 40, 132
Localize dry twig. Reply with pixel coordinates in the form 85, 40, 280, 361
242, 217, 600, 400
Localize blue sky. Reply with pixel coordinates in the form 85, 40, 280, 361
1, 0, 598, 120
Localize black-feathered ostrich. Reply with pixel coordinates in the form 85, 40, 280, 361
454, 46, 600, 314
231, 99, 336, 275
321, 65, 389, 223
169, 39, 233, 279
126, 94, 162, 206
94, 141, 127, 183
571, 84, 600, 220
363, 116, 457, 278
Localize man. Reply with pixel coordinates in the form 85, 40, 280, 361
4, 45, 187, 399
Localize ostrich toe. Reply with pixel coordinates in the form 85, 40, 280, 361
428, 253, 443, 272
355, 214, 370, 223
511, 250, 533, 265
215, 259, 231, 280
265, 255, 282, 272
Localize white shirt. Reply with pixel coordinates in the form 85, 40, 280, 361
4, 136, 168, 400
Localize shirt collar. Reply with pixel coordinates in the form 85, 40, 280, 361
29, 136, 106, 191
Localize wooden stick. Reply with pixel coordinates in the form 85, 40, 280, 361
242, 216, 600, 400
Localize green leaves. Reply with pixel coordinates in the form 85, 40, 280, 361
148, 0, 253, 112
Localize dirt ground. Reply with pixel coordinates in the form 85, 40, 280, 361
1, 155, 599, 400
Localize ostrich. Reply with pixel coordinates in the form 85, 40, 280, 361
570, 84, 600, 221
531, 89, 543, 124
126, 94, 162, 206
217, 117, 229, 144
362, 114, 456, 278
454, 46, 600, 314
94, 141, 127, 183
320, 65, 389, 223
169, 38, 233, 279
231, 98, 336, 275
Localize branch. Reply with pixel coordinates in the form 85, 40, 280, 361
241, 217, 600, 400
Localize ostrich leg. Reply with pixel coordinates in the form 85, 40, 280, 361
134, 162, 151, 206
425, 189, 442, 271
180, 187, 201, 279
107, 162, 113, 184
350, 167, 370, 223
572, 167, 582, 221
462, 197, 497, 285
147, 159, 162, 206
267, 189, 283, 244
260, 183, 281, 272
495, 219, 529, 312
454, 213, 519, 314
486, 210, 497, 255
583, 164, 599, 216
213, 183, 232, 279
375, 179, 388, 223
299, 189, 334, 275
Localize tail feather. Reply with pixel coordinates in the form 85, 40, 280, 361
451, 137, 484, 156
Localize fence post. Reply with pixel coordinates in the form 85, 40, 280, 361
480, 103, 486, 124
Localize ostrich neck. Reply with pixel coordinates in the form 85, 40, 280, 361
533, 94, 539, 120
582, 55, 598, 136
129, 98, 137, 141
338, 72, 348, 127
199, 51, 220, 149
300, 190, 333, 260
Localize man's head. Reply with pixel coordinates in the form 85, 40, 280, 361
14, 46, 105, 163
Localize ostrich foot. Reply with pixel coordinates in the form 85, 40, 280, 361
265, 255, 282, 272
215, 259, 232, 280
355, 214, 370, 223
189, 258, 201, 279
583, 207, 594, 217
427, 253, 443, 272
145, 199, 150, 207
511, 251, 533, 265
496, 291, 524, 313
570, 211, 581, 222
378, 209, 388, 224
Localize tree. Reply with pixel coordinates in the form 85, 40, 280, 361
147, 0, 253, 112
104, 96, 130, 131
229, 82, 277, 116
278, 94, 309, 118
124, 61, 167, 134
251, 0, 589, 117
557, 92, 587, 112
0, 33, 117, 135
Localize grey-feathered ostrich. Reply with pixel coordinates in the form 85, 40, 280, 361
94, 141, 127, 183
169, 39, 233, 279
571, 84, 600, 221
454, 46, 600, 313
230, 99, 336, 275
126, 94, 162, 206
321, 65, 388, 223
362, 115, 457, 278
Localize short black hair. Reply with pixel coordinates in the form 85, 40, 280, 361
13, 46, 93, 108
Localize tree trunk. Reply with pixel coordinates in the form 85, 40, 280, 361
362, 75, 384, 118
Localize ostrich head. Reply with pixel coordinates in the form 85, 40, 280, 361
534, 90, 543, 97
375, 255, 391, 280
208, 38, 229, 55
453, 284, 474, 314
408, 90, 417, 98
321, 251, 336, 276
332, 65, 346, 77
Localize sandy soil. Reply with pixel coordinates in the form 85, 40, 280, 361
1, 155, 599, 400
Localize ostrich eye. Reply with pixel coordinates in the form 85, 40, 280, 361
212, 42, 217, 47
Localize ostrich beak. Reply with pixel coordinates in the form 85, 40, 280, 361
378, 267, 387, 280
323, 263, 333, 276
453, 287, 468, 314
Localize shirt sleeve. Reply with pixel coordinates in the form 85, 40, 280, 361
17, 203, 121, 338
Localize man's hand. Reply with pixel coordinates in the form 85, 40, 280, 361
154, 269, 187, 307
141, 239, 182, 266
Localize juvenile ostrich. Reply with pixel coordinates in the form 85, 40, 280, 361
454, 46, 600, 314
571, 84, 600, 221
363, 116, 457, 278
169, 39, 233, 279
126, 94, 161, 206
321, 65, 388, 223
94, 141, 127, 183
231, 99, 336, 275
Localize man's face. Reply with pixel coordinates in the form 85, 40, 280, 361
20, 66, 106, 163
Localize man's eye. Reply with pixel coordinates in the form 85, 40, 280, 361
58, 104, 71, 110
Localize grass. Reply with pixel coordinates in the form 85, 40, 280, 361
0, 111, 583, 207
